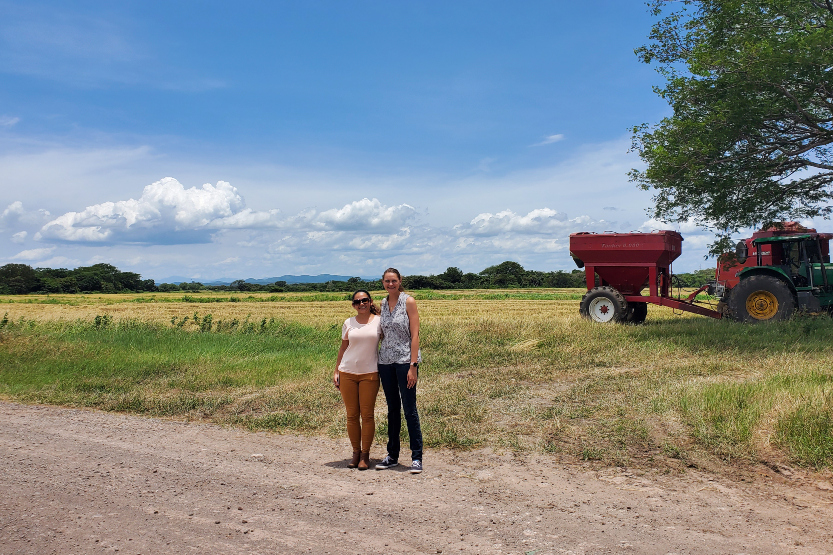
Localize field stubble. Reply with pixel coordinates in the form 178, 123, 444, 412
1, 289, 832, 475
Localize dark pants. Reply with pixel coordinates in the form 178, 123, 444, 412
378, 362, 423, 461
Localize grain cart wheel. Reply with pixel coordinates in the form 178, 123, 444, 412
727, 275, 795, 323
626, 301, 648, 324
580, 286, 629, 323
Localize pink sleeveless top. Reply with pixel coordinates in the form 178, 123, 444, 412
338, 315, 381, 374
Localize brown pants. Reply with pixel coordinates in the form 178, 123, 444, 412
338, 371, 380, 452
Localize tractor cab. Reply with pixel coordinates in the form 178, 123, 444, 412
745, 234, 832, 293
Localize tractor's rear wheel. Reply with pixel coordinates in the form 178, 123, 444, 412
580, 286, 629, 323
626, 301, 648, 324
727, 275, 795, 323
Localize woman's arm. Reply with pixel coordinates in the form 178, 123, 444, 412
333, 338, 349, 388
405, 296, 420, 389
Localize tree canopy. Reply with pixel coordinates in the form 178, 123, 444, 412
630, 0, 833, 255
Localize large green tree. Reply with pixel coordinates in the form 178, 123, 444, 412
631, 0, 833, 254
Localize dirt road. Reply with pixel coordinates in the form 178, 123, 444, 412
1, 402, 832, 555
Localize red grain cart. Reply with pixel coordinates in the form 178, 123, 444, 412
569, 231, 721, 323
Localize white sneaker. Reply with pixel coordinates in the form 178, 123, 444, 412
375, 455, 399, 470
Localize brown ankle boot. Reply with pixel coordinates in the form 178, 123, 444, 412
348, 450, 361, 468
358, 451, 370, 470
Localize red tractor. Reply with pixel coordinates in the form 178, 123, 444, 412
569, 223, 833, 324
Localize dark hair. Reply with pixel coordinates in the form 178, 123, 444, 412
382, 267, 405, 293
352, 290, 380, 315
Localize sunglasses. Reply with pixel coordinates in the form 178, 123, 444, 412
351, 298, 371, 306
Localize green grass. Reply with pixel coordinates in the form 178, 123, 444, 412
678, 381, 768, 461
0, 318, 338, 412
2, 306, 833, 471
776, 400, 833, 470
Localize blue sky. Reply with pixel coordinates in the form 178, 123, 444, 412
1, 0, 731, 281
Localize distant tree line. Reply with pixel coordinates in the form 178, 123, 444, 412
0, 261, 715, 295
158, 261, 593, 293
0, 263, 156, 294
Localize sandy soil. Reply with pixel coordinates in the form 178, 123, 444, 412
2, 402, 832, 555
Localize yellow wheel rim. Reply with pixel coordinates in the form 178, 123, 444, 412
746, 290, 778, 320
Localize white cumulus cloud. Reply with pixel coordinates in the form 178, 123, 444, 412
2, 201, 25, 219
348, 228, 412, 251
1, 201, 51, 226
1, 202, 53, 236
455, 208, 608, 236
36, 177, 281, 244
10, 246, 55, 260
314, 198, 416, 231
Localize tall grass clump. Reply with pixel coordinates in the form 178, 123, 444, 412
773, 373, 833, 469
776, 398, 833, 470
677, 382, 768, 461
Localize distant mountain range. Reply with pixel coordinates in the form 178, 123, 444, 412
155, 274, 376, 286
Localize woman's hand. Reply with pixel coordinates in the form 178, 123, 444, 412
333, 370, 340, 389
406, 365, 418, 389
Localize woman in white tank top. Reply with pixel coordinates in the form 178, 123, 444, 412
333, 290, 382, 470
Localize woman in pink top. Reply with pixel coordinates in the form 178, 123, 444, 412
333, 290, 382, 470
